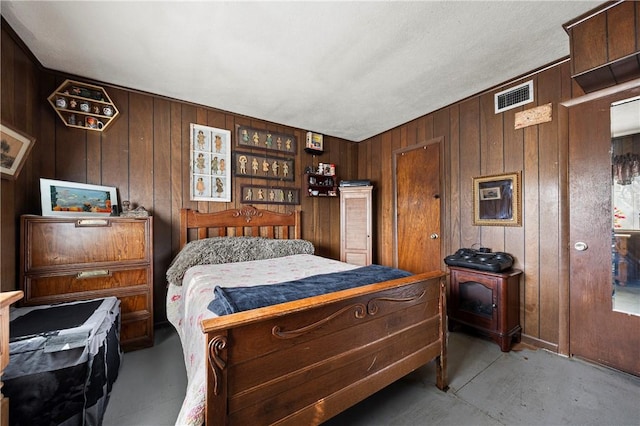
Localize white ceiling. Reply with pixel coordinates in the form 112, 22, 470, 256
1, 1, 600, 142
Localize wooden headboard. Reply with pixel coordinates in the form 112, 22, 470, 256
179, 206, 301, 249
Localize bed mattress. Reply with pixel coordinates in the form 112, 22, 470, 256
5, 297, 122, 426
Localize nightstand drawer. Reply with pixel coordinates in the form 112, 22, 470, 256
25, 268, 150, 301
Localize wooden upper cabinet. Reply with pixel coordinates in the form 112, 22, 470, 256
565, 1, 640, 93
570, 11, 607, 76
607, 2, 637, 60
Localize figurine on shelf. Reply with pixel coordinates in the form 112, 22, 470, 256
120, 202, 149, 218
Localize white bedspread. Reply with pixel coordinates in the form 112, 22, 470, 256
166, 253, 357, 426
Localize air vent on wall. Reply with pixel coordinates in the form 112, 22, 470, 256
495, 80, 534, 114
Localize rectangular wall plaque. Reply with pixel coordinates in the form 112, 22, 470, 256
241, 185, 300, 205
236, 125, 297, 154
233, 151, 294, 182
514, 103, 552, 129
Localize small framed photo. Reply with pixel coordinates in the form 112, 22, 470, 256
40, 178, 118, 217
479, 187, 501, 200
1, 123, 35, 180
473, 171, 521, 226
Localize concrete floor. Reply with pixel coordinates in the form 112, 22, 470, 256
103, 326, 640, 426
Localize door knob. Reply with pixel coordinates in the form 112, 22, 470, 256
430, 233, 439, 239
574, 241, 588, 251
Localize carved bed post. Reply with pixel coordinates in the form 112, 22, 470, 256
206, 331, 229, 425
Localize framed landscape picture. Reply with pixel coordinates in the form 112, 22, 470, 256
1, 123, 35, 180
40, 178, 118, 217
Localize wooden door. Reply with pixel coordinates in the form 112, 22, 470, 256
568, 86, 640, 376
394, 140, 442, 274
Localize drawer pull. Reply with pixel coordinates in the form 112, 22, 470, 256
77, 270, 110, 279
76, 219, 110, 227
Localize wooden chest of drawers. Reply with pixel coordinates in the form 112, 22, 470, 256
20, 215, 153, 351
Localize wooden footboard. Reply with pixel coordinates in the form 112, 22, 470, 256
201, 270, 448, 425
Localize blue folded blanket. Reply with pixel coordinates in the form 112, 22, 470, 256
208, 264, 412, 315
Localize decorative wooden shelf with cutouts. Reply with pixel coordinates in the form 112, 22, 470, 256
47, 79, 119, 132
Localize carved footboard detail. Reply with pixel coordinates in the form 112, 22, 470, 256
367, 289, 426, 315
272, 303, 367, 339
272, 289, 426, 339
207, 335, 227, 395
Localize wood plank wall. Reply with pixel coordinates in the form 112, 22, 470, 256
0, 22, 357, 322
356, 62, 585, 350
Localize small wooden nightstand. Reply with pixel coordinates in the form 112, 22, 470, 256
447, 266, 522, 351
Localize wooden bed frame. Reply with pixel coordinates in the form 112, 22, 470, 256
180, 206, 448, 425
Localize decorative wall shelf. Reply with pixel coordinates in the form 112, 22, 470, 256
47, 79, 119, 132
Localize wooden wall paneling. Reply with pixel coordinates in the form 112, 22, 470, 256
448, 105, 462, 253
500, 100, 525, 323
1, 181, 16, 291
12, 38, 30, 128
522, 117, 541, 339
434, 108, 451, 268
637, 1, 640, 51
13, 41, 38, 294
128, 93, 154, 212
399, 125, 408, 150
379, 132, 393, 266
101, 87, 130, 201
153, 97, 172, 322
458, 98, 481, 248
536, 66, 562, 346
1, 26, 16, 122
181, 104, 198, 217
479, 90, 506, 252
368, 135, 382, 263
86, 131, 102, 185
170, 101, 183, 257
406, 118, 418, 148
425, 114, 436, 141
55, 122, 87, 183
38, 75, 57, 182
53, 75, 87, 183
195, 107, 211, 214
327, 137, 341, 260
389, 127, 402, 265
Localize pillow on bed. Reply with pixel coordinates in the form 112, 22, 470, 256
166, 237, 314, 286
